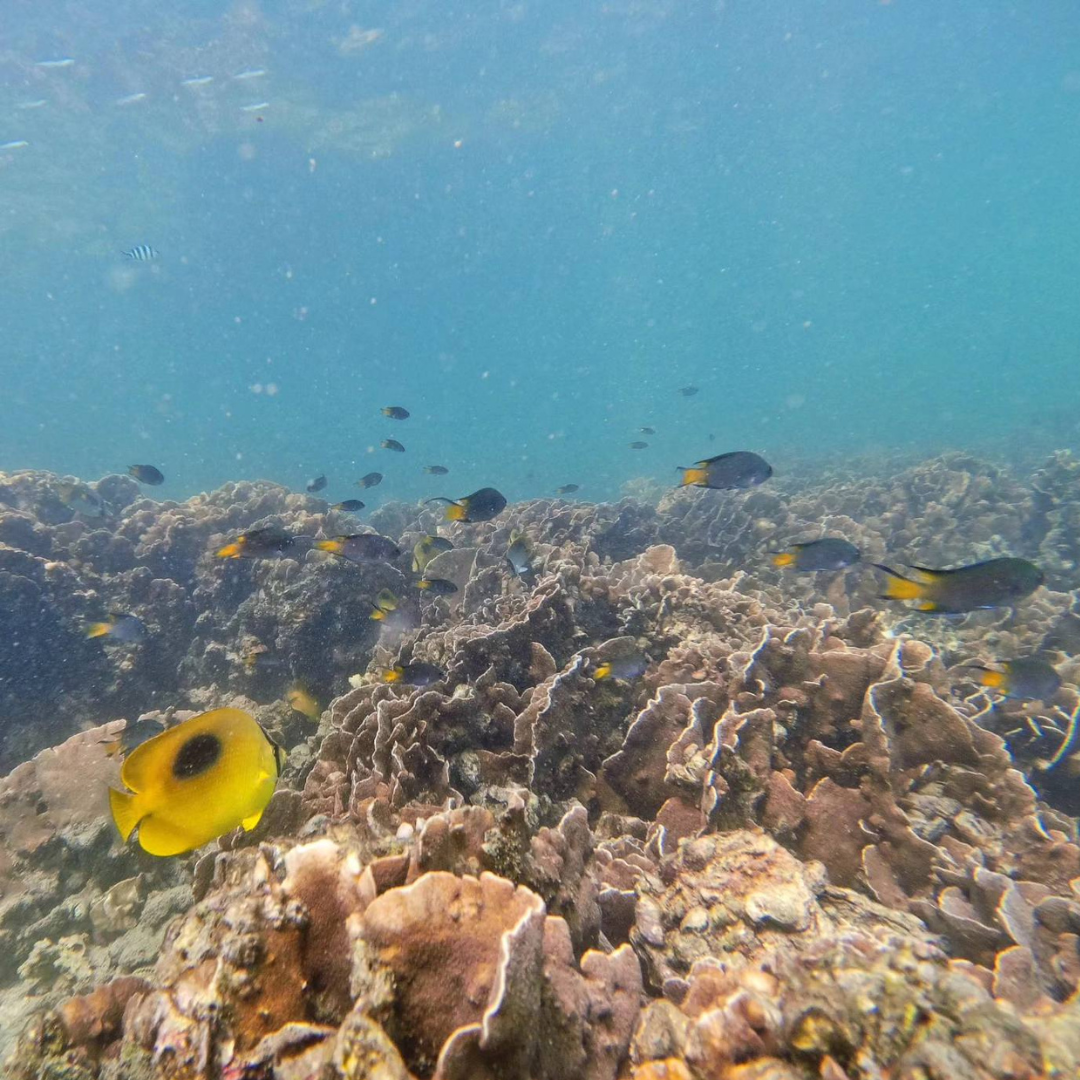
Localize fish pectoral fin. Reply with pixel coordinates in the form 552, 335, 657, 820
917, 601, 941, 613
108, 787, 144, 842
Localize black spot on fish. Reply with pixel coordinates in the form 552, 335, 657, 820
172, 732, 222, 779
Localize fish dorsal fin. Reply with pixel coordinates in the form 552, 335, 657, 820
903, 565, 941, 583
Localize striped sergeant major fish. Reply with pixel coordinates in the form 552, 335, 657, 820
122, 244, 158, 262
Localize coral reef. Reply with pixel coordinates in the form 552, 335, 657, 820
2, 451, 1080, 1075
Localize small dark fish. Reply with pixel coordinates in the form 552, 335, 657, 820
100, 718, 166, 759
629, 441, 649, 450
772, 539, 861, 572
966, 657, 1061, 701
679, 386, 699, 397
123, 244, 158, 261
128, 464, 164, 486
305, 475, 327, 493
430, 487, 507, 523
357, 472, 384, 489
594, 653, 647, 681
382, 406, 410, 420
555, 484, 579, 495
639, 427, 656, 435
369, 588, 399, 621
876, 557, 1044, 614
679, 451, 772, 491
424, 465, 449, 475
87, 612, 146, 644
216, 526, 299, 560
383, 662, 446, 687
331, 499, 365, 512
416, 577, 458, 595
315, 533, 400, 564
381, 439, 405, 453
412, 535, 454, 573
505, 533, 535, 581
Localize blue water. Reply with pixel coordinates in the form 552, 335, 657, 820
2, 1, 1079, 508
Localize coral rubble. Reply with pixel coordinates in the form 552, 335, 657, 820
2, 453, 1080, 1076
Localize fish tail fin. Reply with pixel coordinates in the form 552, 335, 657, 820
216, 543, 241, 558
315, 540, 341, 554
444, 503, 466, 522
370, 609, 386, 620
86, 622, 112, 639
874, 564, 925, 602
108, 787, 143, 842
593, 662, 612, 681
240, 807, 266, 831
680, 467, 707, 487
978, 669, 1006, 689
771, 552, 796, 568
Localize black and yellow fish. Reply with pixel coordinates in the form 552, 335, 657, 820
381, 439, 406, 453
369, 588, 399, 620
594, 653, 647, 681
965, 657, 1061, 700
216, 527, 298, 560
382, 662, 446, 687
412, 534, 454, 573
305, 475, 327, 493
679, 451, 772, 490
424, 465, 449, 475
108, 707, 283, 857
315, 533, 400, 564
331, 500, 365, 512
86, 612, 146, 643
382, 406, 410, 420
416, 577, 458, 595
287, 683, 321, 720
241, 646, 286, 673
128, 464, 164, 486
58, 482, 107, 517
357, 472, 383, 489
429, 487, 507, 523
875, 557, 1044, 614
771, 539, 861, 572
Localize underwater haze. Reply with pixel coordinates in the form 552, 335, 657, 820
2, 1, 1080, 507
9, 3, 1080, 1074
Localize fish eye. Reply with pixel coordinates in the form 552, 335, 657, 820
172, 732, 223, 778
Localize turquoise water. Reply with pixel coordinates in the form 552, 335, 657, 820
2, 2, 1079, 506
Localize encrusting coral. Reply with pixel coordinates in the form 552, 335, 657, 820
2, 452, 1080, 1076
